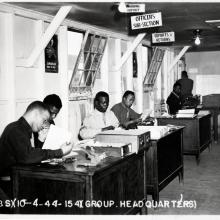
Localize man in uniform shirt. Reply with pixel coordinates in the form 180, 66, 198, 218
0, 101, 73, 196
80, 91, 119, 139
176, 70, 194, 102
166, 82, 182, 115
111, 90, 142, 129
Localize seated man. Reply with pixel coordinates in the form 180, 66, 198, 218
166, 82, 182, 115
80, 91, 119, 139
0, 101, 72, 178
34, 94, 62, 148
111, 90, 153, 129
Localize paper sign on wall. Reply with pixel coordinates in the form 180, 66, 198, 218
152, 32, 175, 43
119, 3, 145, 13
130, 12, 162, 30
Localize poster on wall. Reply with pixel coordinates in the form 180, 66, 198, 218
45, 35, 58, 73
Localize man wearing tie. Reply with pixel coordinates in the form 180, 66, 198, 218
79, 91, 119, 139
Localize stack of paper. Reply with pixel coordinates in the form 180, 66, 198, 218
42, 124, 72, 150
137, 126, 169, 139
176, 109, 195, 118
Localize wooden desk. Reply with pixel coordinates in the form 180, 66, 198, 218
12, 152, 147, 215
202, 94, 220, 143
157, 113, 211, 163
202, 107, 220, 142
145, 128, 184, 202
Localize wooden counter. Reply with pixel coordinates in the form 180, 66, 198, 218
12, 151, 147, 215
157, 113, 211, 163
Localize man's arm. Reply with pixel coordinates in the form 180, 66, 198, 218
79, 117, 102, 139
9, 129, 63, 164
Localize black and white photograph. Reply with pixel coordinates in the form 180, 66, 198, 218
1, 1, 220, 219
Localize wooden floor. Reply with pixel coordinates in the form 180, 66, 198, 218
148, 140, 220, 214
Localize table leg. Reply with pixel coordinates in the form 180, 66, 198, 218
213, 110, 218, 143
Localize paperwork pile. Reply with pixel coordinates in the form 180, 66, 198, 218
176, 109, 195, 118
137, 126, 169, 139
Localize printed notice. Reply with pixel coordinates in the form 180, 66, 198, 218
130, 12, 162, 30
152, 31, 175, 43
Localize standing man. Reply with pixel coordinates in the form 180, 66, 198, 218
166, 82, 182, 115
176, 70, 194, 102
111, 90, 142, 129
0, 101, 72, 200
79, 91, 119, 139
34, 94, 62, 148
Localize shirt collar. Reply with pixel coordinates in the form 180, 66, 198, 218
121, 102, 129, 110
94, 109, 105, 115
19, 117, 33, 138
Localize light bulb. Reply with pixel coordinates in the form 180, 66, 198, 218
118, 2, 127, 13
195, 36, 201, 45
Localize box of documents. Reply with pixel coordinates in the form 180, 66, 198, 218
95, 129, 150, 153
85, 142, 131, 158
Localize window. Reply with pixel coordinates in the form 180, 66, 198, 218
69, 30, 108, 100
143, 47, 165, 91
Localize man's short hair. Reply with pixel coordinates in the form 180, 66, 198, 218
26, 101, 50, 113
43, 94, 62, 110
173, 82, 181, 89
181, 70, 188, 78
94, 91, 109, 105
123, 90, 135, 99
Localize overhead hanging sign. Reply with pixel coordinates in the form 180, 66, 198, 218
119, 3, 145, 13
152, 32, 175, 43
130, 12, 162, 30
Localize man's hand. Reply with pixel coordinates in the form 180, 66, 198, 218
121, 118, 142, 129
60, 141, 73, 156
38, 127, 49, 142
101, 125, 115, 131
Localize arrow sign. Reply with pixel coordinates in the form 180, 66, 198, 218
130, 12, 162, 30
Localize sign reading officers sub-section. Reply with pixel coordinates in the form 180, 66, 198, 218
152, 32, 175, 43
130, 12, 162, 30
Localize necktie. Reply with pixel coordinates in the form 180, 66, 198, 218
30, 133, 35, 148
103, 113, 106, 126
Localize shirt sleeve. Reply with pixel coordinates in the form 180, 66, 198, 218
109, 111, 120, 127
79, 117, 101, 140
129, 108, 141, 120
8, 129, 63, 164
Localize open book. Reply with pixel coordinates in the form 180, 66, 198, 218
42, 124, 73, 150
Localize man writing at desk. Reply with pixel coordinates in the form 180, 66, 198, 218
0, 101, 73, 199
80, 91, 119, 139
111, 90, 153, 129
166, 82, 182, 115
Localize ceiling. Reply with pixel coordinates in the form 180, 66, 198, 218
9, 2, 220, 52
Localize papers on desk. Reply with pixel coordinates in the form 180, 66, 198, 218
176, 109, 196, 118
42, 124, 72, 150
141, 109, 152, 121
137, 126, 169, 139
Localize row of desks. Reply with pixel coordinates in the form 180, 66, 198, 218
157, 113, 212, 164
12, 127, 184, 214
